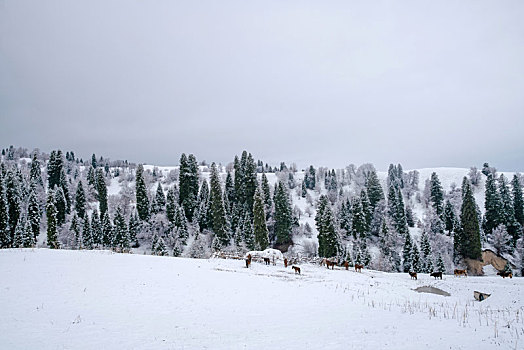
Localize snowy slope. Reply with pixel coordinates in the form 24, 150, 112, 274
1, 249, 523, 349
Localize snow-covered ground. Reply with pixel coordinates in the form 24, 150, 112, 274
1, 249, 523, 349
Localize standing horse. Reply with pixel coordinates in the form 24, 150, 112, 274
409, 272, 417, 280
354, 264, 363, 272
263, 257, 271, 265
326, 260, 336, 270
430, 272, 442, 280
284, 258, 288, 268
292, 266, 301, 274
343, 261, 349, 270
245, 254, 252, 268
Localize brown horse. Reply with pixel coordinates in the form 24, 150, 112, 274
343, 261, 349, 270
430, 272, 442, 280
409, 272, 417, 280
263, 257, 270, 265
454, 269, 467, 277
245, 254, 252, 268
292, 266, 301, 274
326, 260, 336, 270
497, 271, 513, 278
284, 258, 288, 268
354, 264, 363, 272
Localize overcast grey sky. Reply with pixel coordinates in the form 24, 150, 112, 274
1, 1, 523, 170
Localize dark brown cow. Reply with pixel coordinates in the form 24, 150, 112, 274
430, 272, 442, 280
292, 266, 301, 274
409, 272, 417, 280
354, 264, 363, 272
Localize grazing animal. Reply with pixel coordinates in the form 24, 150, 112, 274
263, 257, 270, 265
343, 261, 349, 270
354, 264, 363, 272
409, 272, 417, 280
497, 271, 513, 279
320, 258, 326, 266
245, 254, 252, 268
454, 269, 467, 277
326, 260, 336, 270
284, 258, 288, 268
430, 272, 443, 280
292, 266, 301, 274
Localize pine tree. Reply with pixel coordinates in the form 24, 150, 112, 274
47, 150, 64, 190
91, 154, 97, 168
82, 213, 93, 249
360, 189, 372, 228
459, 178, 482, 260
27, 184, 40, 241
91, 209, 102, 246
166, 186, 177, 224
253, 187, 269, 250
30, 153, 43, 186
59, 170, 71, 213
429, 172, 444, 219
70, 213, 81, 248
0, 174, 10, 248
96, 168, 108, 217
443, 200, 455, 234
261, 173, 272, 210
483, 173, 502, 235
5, 169, 21, 245
174, 206, 189, 245
22, 218, 35, 248
242, 212, 255, 251
402, 233, 413, 273
102, 211, 113, 248
196, 179, 210, 232
274, 181, 293, 246
411, 244, 421, 272
178, 154, 199, 222
316, 195, 339, 258
46, 191, 59, 249
155, 237, 168, 256
365, 169, 384, 211
128, 212, 140, 248
54, 186, 67, 227
405, 205, 414, 227
498, 174, 518, 245
225, 171, 235, 205
113, 208, 130, 252
75, 181, 87, 219
135, 164, 150, 221
338, 199, 352, 239
209, 163, 229, 246
512, 175, 524, 227
154, 182, 166, 213
420, 232, 432, 273
87, 166, 96, 187
301, 180, 307, 198
12, 216, 24, 248
351, 197, 368, 239
306, 165, 316, 190
436, 253, 446, 273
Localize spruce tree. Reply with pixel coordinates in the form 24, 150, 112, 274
113, 208, 130, 252
351, 197, 368, 239
135, 164, 150, 221
59, 170, 71, 213
91, 209, 102, 247
274, 181, 293, 246
301, 180, 307, 198
54, 187, 67, 227
5, 169, 21, 244
436, 253, 445, 273
178, 154, 199, 222
87, 166, 96, 187
459, 178, 482, 260
483, 173, 502, 235
96, 168, 108, 217
75, 181, 87, 219
82, 213, 93, 249
429, 172, 444, 218
154, 182, 166, 213
316, 197, 339, 258
166, 186, 177, 224
402, 233, 413, 273
360, 189, 372, 228
27, 184, 40, 241
128, 212, 140, 248
0, 174, 10, 248
30, 153, 43, 186
443, 200, 455, 234
13, 216, 24, 248
225, 171, 235, 205
46, 191, 59, 249
498, 174, 518, 244
365, 169, 384, 211
261, 173, 272, 210
411, 244, 421, 272
511, 175, 524, 227
174, 206, 189, 245
420, 232, 432, 273
102, 211, 113, 248
405, 205, 415, 228
22, 218, 35, 248
209, 163, 230, 246
338, 199, 352, 239
196, 179, 210, 232
70, 213, 81, 248
253, 187, 269, 250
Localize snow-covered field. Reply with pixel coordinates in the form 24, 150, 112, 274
1, 249, 523, 349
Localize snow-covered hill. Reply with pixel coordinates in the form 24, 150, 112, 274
1, 249, 522, 349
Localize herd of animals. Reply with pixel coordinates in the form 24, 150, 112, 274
243, 254, 513, 279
